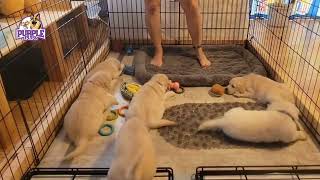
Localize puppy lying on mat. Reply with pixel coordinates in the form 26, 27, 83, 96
126, 74, 177, 128
108, 74, 176, 180
63, 58, 124, 160
63, 72, 118, 160
226, 73, 295, 104
198, 101, 306, 143
83, 57, 124, 93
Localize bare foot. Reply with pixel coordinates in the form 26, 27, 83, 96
150, 47, 163, 67
195, 47, 211, 68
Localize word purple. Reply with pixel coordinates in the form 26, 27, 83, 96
16, 29, 46, 41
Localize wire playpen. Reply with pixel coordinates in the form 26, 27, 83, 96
0, 0, 319, 179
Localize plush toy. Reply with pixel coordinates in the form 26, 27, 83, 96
211, 84, 225, 97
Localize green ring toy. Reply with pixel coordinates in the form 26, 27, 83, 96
106, 110, 118, 121
99, 124, 114, 136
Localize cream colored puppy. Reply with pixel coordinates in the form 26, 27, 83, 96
107, 117, 156, 180
83, 57, 124, 92
63, 72, 118, 160
226, 73, 295, 104
108, 74, 176, 180
126, 74, 176, 129
198, 103, 306, 143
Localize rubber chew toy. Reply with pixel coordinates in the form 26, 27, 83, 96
118, 105, 129, 117
106, 110, 118, 121
169, 82, 184, 94
120, 82, 141, 100
99, 124, 114, 136
211, 84, 225, 97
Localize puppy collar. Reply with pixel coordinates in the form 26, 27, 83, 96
277, 110, 300, 131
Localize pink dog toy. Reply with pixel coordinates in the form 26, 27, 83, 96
169, 82, 184, 94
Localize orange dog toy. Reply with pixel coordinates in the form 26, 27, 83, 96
117, 105, 129, 117
211, 84, 225, 96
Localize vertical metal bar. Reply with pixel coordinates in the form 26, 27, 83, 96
17, 100, 40, 165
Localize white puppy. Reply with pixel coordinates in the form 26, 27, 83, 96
198, 103, 306, 143
126, 74, 176, 129
83, 57, 124, 92
226, 73, 295, 104
63, 72, 118, 160
108, 74, 176, 180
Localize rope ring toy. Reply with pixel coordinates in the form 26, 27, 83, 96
118, 105, 128, 117
106, 110, 118, 121
120, 82, 141, 100
173, 87, 185, 94
98, 124, 114, 136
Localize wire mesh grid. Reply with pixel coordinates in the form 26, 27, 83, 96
107, 0, 250, 46
0, 0, 319, 179
247, 0, 320, 142
0, 0, 110, 179
21, 167, 174, 180
195, 165, 320, 180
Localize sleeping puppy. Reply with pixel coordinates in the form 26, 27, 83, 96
226, 73, 295, 104
107, 117, 156, 180
108, 74, 176, 180
63, 72, 118, 160
83, 57, 124, 92
126, 73, 177, 129
198, 103, 306, 143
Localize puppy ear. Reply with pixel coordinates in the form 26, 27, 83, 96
237, 79, 247, 93
35, 13, 40, 20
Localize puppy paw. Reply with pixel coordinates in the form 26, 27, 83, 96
233, 93, 243, 98
197, 124, 207, 132
298, 131, 307, 141
165, 91, 176, 100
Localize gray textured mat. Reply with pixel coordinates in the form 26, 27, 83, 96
134, 45, 267, 86
158, 102, 290, 149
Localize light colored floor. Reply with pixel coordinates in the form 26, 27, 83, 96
38, 52, 320, 180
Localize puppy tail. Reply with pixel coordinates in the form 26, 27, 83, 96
198, 118, 223, 132
63, 139, 88, 161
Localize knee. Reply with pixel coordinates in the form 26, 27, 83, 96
183, 0, 199, 10
145, 1, 160, 15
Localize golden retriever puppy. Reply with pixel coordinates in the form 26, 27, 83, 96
83, 57, 124, 92
108, 74, 176, 180
107, 117, 156, 180
198, 103, 306, 143
126, 74, 176, 129
63, 72, 118, 160
226, 73, 295, 104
